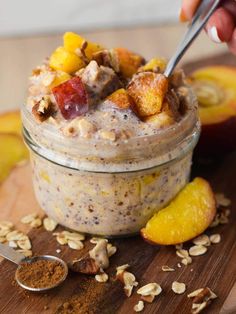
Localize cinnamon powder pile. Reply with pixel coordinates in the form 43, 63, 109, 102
17, 259, 66, 288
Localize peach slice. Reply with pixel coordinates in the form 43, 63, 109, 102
106, 88, 133, 110
63, 32, 104, 60
127, 72, 168, 118
138, 57, 167, 73
113, 47, 145, 78
0, 111, 22, 136
0, 134, 29, 183
141, 177, 216, 245
49, 47, 85, 74
188, 66, 236, 154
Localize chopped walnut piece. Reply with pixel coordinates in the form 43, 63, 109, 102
116, 270, 138, 297
41, 72, 56, 87
116, 264, 130, 275
92, 49, 120, 73
134, 300, 145, 312
172, 281, 186, 294
69, 257, 100, 274
89, 239, 109, 270
107, 243, 117, 257
32, 96, 55, 122
189, 245, 207, 257
188, 287, 217, 314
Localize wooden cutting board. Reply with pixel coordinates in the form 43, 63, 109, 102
0, 53, 236, 314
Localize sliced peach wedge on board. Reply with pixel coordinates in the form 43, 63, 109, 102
0, 111, 22, 136
141, 178, 216, 245
188, 66, 236, 155
0, 134, 29, 183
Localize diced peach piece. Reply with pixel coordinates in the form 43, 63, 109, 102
188, 66, 236, 154
63, 32, 104, 60
49, 71, 71, 89
141, 177, 216, 245
114, 47, 144, 78
145, 103, 175, 128
0, 111, 22, 136
0, 134, 29, 183
127, 73, 168, 118
106, 88, 133, 109
49, 47, 85, 74
139, 57, 167, 73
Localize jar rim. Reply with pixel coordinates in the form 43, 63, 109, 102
22, 85, 200, 172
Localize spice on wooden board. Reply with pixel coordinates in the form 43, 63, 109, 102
17, 259, 66, 288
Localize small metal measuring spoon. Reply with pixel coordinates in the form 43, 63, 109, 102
164, 0, 221, 77
0, 243, 68, 292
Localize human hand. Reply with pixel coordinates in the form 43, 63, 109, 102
180, 0, 236, 54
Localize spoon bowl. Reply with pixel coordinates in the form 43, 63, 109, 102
15, 255, 68, 292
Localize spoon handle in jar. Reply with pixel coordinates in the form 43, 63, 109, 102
0, 243, 25, 265
164, 0, 221, 77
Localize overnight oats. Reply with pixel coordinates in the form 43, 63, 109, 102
22, 32, 200, 236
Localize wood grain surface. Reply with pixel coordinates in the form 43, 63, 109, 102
0, 53, 235, 314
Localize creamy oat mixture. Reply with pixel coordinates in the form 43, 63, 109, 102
23, 32, 199, 236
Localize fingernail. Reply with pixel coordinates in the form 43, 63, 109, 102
208, 26, 222, 43
179, 8, 188, 22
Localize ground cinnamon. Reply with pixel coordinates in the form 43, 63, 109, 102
17, 259, 66, 288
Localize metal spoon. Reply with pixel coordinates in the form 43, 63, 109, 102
0, 243, 68, 292
164, 0, 221, 77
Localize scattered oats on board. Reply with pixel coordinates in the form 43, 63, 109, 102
189, 245, 207, 257
62, 231, 85, 241
134, 301, 144, 312
68, 239, 84, 250
176, 249, 189, 259
172, 281, 186, 294
56, 249, 61, 254
95, 272, 109, 283
210, 234, 221, 244
116, 264, 130, 275
107, 243, 117, 257
215, 193, 231, 207
0, 221, 14, 230
192, 234, 210, 246
30, 217, 42, 228
90, 237, 108, 244
182, 257, 192, 266
162, 265, 175, 272
21, 213, 38, 224
43, 217, 58, 232
137, 283, 162, 299
17, 237, 32, 250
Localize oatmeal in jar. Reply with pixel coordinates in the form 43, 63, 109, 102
22, 32, 199, 236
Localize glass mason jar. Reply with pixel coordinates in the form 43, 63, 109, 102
22, 87, 200, 237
